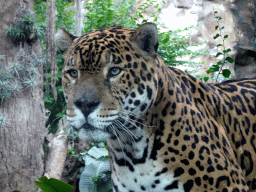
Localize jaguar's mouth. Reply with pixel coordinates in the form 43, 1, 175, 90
81, 122, 97, 130
80, 122, 113, 135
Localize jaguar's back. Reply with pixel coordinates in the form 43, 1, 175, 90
56, 22, 256, 191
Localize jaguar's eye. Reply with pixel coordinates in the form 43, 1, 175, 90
68, 69, 78, 78
109, 67, 122, 76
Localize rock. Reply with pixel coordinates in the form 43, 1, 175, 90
234, 47, 256, 79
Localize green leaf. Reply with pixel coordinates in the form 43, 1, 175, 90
215, 16, 222, 21
217, 44, 223, 47
211, 64, 220, 69
214, 11, 218, 14
225, 57, 234, 63
203, 76, 209, 82
215, 26, 218, 30
34, 176, 73, 192
215, 52, 223, 57
224, 35, 229, 39
223, 48, 231, 53
217, 61, 223, 65
222, 69, 231, 78
213, 33, 220, 39
206, 65, 219, 74
163, 37, 170, 43
206, 69, 212, 74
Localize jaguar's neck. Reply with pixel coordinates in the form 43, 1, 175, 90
106, 120, 150, 159
155, 57, 229, 127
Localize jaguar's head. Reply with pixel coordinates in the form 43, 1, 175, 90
56, 23, 159, 140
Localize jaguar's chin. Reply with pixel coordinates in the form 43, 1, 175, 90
76, 123, 113, 141
81, 122, 97, 130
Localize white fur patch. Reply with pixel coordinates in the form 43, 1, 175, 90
67, 104, 119, 140
67, 106, 86, 129
113, 160, 184, 191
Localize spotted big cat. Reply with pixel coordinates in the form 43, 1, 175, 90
56, 22, 256, 191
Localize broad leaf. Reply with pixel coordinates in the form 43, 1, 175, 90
225, 57, 234, 63
79, 164, 97, 192
215, 52, 223, 57
213, 33, 220, 39
34, 176, 73, 192
217, 61, 223, 65
206, 65, 219, 74
163, 37, 170, 43
222, 69, 231, 78
88, 146, 109, 159
203, 76, 209, 82
79, 160, 112, 192
223, 48, 231, 53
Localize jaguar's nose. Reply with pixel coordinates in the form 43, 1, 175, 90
74, 99, 100, 118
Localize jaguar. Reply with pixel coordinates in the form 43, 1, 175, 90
56, 22, 256, 191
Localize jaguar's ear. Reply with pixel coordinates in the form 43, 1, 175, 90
56, 28, 77, 54
130, 22, 158, 58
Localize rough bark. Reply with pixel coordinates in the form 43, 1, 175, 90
46, 0, 58, 101
75, 0, 82, 36
0, 0, 47, 191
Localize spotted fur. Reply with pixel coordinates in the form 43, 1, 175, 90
56, 23, 256, 191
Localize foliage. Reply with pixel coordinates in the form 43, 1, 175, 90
44, 50, 66, 133
206, 11, 234, 82
12, 176, 73, 192
55, 0, 76, 32
34, 0, 75, 133
83, 0, 207, 69
34, 0, 76, 34
34, 176, 73, 192
6, 11, 43, 44
0, 48, 44, 103
133, 0, 163, 25
82, 0, 136, 33
77, 142, 112, 192
158, 25, 208, 67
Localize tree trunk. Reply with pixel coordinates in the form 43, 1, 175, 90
0, 0, 47, 191
46, 0, 58, 101
75, 0, 82, 36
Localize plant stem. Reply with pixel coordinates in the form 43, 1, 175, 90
214, 11, 226, 82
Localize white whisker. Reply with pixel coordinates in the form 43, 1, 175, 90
120, 112, 155, 128
109, 125, 125, 159
119, 115, 151, 140
115, 120, 138, 142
